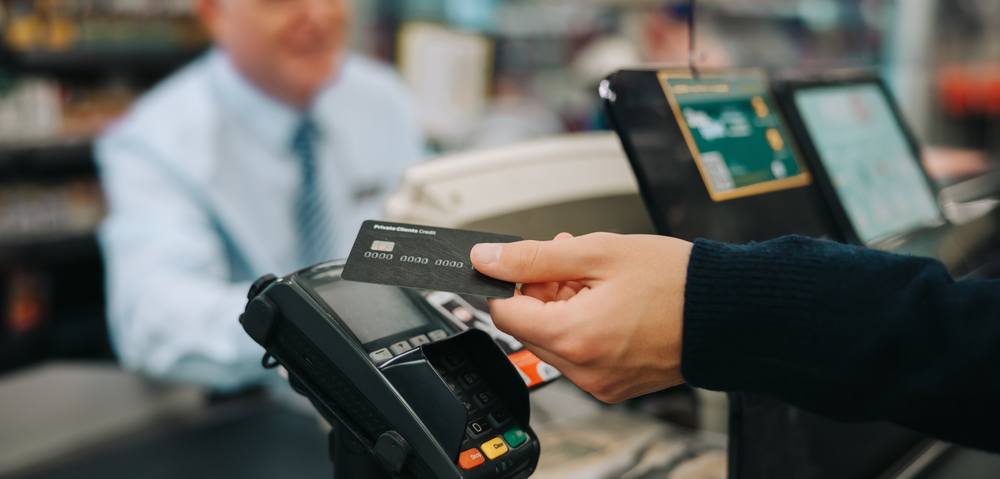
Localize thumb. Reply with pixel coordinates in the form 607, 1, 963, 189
470, 237, 597, 284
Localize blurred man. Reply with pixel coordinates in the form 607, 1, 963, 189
97, 0, 422, 390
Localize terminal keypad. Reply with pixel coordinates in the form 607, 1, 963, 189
432, 353, 530, 473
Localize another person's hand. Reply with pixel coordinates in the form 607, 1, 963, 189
470, 233, 693, 403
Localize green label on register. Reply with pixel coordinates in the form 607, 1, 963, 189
659, 71, 812, 202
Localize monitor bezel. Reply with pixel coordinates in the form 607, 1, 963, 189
772, 73, 947, 245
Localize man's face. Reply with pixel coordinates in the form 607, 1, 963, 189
199, 0, 351, 109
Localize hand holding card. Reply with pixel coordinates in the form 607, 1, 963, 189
342, 220, 522, 297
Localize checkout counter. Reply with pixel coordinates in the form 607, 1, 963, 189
3, 75, 1000, 479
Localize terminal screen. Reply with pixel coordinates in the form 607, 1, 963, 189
793, 84, 942, 243
315, 280, 426, 344
659, 72, 812, 202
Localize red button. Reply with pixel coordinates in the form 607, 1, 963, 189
458, 448, 485, 470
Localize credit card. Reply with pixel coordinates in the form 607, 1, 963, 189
342, 220, 522, 298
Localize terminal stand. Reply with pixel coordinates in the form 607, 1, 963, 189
286, 371, 393, 479
329, 422, 392, 479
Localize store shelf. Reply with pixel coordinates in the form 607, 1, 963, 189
12, 46, 207, 78
0, 140, 95, 178
0, 234, 100, 266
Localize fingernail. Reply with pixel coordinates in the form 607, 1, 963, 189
472, 243, 502, 264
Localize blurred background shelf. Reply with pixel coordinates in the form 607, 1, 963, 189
10, 47, 207, 78
0, 140, 94, 177
0, 0, 183, 374
0, 234, 99, 265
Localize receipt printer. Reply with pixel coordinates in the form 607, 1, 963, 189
239, 260, 540, 479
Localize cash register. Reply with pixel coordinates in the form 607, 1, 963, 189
602, 67, 999, 478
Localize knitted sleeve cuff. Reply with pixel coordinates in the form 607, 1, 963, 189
680, 236, 830, 392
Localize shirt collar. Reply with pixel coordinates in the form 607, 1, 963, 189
208, 49, 306, 152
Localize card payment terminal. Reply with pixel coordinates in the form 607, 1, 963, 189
239, 260, 540, 479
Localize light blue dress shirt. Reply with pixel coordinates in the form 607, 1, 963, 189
96, 49, 423, 390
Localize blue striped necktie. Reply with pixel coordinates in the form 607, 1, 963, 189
291, 117, 334, 267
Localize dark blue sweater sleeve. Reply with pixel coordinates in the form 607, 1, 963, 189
681, 236, 1000, 452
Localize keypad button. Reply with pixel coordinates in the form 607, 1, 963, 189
494, 458, 513, 474
443, 353, 465, 370
458, 448, 485, 470
460, 371, 481, 387
474, 390, 495, 408
428, 329, 448, 341
368, 348, 393, 364
444, 379, 462, 395
503, 427, 529, 449
462, 399, 475, 414
488, 409, 510, 428
389, 341, 412, 355
409, 334, 430, 347
467, 419, 490, 438
481, 437, 509, 460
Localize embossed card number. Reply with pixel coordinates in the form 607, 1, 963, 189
342, 220, 521, 298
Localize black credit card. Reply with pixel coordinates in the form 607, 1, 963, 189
342, 220, 522, 298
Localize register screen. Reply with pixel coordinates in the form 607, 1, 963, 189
794, 84, 942, 243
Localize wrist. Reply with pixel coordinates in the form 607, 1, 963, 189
679, 237, 821, 391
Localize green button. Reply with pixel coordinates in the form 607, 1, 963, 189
503, 428, 528, 449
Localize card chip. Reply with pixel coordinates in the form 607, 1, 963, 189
370, 240, 396, 252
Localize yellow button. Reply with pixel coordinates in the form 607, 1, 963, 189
480, 437, 509, 460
